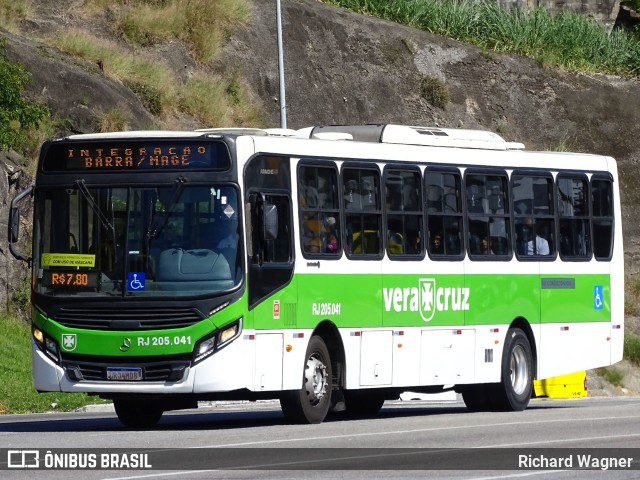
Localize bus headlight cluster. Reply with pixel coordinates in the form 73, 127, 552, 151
193, 318, 242, 365
32, 325, 59, 362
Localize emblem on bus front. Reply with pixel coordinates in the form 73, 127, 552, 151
61, 333, 77, 352
120, 338, 131, 352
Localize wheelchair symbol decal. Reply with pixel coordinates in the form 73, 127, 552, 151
128, 272, 146, 291
594, 285, 603, 310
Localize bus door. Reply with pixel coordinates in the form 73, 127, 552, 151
244, 155, 295, 392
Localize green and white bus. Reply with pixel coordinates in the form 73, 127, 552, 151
8, 124, 624, 426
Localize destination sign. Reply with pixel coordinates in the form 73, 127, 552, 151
42, 139, 231, 172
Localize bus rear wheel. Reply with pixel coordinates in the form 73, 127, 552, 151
114, 399, 163, 428
494, 328, 533, 411
280, 335, 332, 424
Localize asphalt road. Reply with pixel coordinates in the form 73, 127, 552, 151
1, 396, 639, 479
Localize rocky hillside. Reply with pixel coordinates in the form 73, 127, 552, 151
1, 0, 640, 309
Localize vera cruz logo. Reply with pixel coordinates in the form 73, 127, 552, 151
383, 278, 470, 322
61, 333, 77, 352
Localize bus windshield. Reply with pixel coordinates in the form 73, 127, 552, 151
33, 184, 241, 297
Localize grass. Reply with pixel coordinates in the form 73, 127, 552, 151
625, 332, 640, 366
114, 0, 251, 63
0, 0, 31, 32
0, 0, 260, 131
625, 275, 640, 316
50, 28, 263, 128
596, 366, 624, 387
326, 0, 640, 77
0, 314, 109, 414
95, 106, 130, 132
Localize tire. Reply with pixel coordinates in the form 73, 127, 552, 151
114, 399, 163, 428
461, 384, 494, 412
493, 328, 533, 411
280, 335, 332, 424
344, 390, 385, 417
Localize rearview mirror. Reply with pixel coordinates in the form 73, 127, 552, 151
7, 185, 33, 263
263, 203, 278, 241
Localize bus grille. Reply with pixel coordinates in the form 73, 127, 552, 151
53, 307, 203, 330
61, 355, 191, 382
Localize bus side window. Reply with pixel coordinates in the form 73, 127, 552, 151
425, 169, 463, 259
592, 178, 614, 260
343, 165, 382, 257
298, 163, 341, 257
513, 173, 555, 259
557, 175, 591, 260
466, 172, 510, 259
384, 167, 423, 258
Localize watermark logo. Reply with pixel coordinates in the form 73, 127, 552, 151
8, 450, 39, 468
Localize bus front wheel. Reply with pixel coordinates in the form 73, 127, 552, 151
494, 328, 533, 411
280, 335, 332, 424
461, 384, 493, 412
114, 399, 163, 428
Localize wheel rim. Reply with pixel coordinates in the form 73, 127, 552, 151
510, 344, 529, 395
304, 353, 328, 406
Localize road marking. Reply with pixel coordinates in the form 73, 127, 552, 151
203, 414, 640, 447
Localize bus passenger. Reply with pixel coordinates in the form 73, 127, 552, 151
430, 232, 443, 255
523, 217, 549, 255
324, 216, 338, 253
305, 236, 322, 254
481, 236, 490, 255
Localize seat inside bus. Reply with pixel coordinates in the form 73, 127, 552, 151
156, 248, 234, 291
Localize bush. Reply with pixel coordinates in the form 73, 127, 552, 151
625, 332, 640, 366
420, 76, 449, 109
596, 367, 624, 387
0, 41, 49, 153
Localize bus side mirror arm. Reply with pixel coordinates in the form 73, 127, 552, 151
8, 185, 34, 264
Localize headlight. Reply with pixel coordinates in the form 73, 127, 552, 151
219, 323, 240, 346
33, 327, 44, 344
192, 318, 242, 364
45, 337, 58, 355
32, 325, 60, 362
197, 337, 216, 356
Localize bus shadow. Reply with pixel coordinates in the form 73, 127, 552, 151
0, 400, 577, 433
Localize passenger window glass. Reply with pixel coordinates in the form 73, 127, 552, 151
298, 164, 341, 257
557, 175, 591, 259
592, 178, 614, 260
465, 173, 510, 259
343, 166, 382, 256
385, 169, 423, 257
513, 174, 555, 258
425, 170, 463, 258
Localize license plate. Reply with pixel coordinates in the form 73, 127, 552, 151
106, 367, 143, 381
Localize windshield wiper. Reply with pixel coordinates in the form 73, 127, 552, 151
146, 176, 187, 240
75, 179, 115, 233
